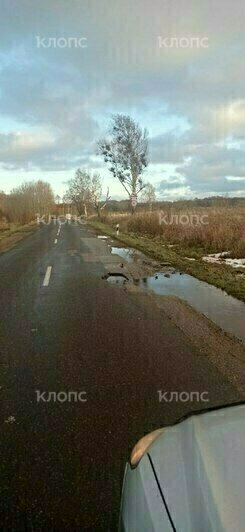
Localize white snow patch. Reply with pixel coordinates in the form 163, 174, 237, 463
203, 252, 245, 268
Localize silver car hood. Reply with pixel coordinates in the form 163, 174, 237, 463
148, 404, 245, 532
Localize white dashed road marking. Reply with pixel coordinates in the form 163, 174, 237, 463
43, 266, 52, 287
54, 238, 58, 244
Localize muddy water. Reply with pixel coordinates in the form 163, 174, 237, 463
110, 246, 147, 262
109, 244, 245, 344
139, 272, 245, 344
107, 275, 127, 285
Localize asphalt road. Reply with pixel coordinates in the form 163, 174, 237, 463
0, 221, 242, 530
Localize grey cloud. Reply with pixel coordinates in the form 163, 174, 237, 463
157, 181, 186, 191
0, 0, 245, 195
175, 145, 245, 194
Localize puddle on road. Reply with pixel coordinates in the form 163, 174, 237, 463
110, 246, 146, 263
106, 241, 245, 344
139, 272, 245, 344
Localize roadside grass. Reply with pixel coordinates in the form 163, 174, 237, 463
96, 206, 245, 254
88, 217, 245, 302
0, 221, 38, 253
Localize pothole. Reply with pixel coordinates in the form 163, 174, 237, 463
110, 247, 146, 263
107, 275, 128, 285
102, 272, 129, 284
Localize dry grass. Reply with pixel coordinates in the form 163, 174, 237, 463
0, 221, 38, 252
88, 217, 245, 301
98, 205, 245, 258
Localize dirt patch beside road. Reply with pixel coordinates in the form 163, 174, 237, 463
126, 285, 245, 395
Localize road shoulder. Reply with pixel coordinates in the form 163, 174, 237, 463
126, 284, 245, 395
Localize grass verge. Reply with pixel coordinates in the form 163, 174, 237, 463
88, 219, 245, 302
0, 222, 38, 254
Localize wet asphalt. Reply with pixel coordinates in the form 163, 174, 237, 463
0, 221, 241, 530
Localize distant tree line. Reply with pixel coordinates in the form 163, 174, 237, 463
2, 114, 243, 225
0, 181, 54, 224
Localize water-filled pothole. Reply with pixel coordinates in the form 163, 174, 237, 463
139, 272, 245, 344
110, 247, 146, 263
106, 273, 129, 285
106, 242, 245, 344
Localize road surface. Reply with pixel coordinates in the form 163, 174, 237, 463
0, 221, 242, 530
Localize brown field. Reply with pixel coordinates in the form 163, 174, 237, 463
98, 203, 245, 259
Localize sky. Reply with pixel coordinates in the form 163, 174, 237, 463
0, 0, 245, 200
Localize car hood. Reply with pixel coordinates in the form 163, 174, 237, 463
148, 404, 245, 532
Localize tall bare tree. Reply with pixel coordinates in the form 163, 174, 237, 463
90, 176, 111, 219
65, 169, 92, 216
140, 183, 156, 211
65, 169, 109, 218
97, 114, 149, 211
